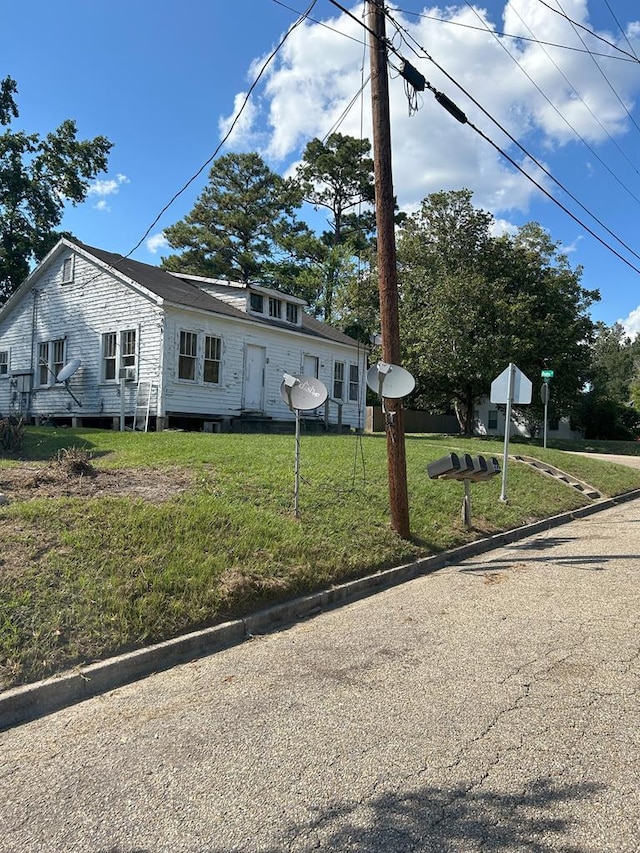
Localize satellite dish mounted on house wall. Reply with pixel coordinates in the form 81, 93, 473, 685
56, 358, 83, 407
56, 358, 82, 383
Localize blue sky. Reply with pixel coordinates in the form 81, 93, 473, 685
4, 1, 640, 333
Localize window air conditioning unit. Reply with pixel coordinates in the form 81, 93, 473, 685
119, 367, 137, 381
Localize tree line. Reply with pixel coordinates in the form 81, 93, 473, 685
1, 75, 639, 440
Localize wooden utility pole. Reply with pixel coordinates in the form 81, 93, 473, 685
367, 0, 410, 539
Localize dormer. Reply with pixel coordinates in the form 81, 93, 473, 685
246, 285, 305, 328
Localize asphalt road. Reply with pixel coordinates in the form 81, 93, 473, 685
2, 498, 640, 852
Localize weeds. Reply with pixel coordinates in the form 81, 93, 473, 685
0, 416, 25, 455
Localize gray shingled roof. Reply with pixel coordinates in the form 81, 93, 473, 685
76, 241, 361, 348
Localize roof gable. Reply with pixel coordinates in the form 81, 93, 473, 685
1, 238, 363, 349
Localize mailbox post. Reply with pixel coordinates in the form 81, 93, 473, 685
427, 453, 501, 531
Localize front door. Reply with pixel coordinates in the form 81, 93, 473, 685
303, 354, 319, 378
243, 344, 266, 411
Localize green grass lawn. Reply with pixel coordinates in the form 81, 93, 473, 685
2, 427, 640, 690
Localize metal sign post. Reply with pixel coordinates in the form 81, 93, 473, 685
490, 363, 532, 504
500, 364, 515, 503
541, 381, 550, 449
541, 369, 553, 450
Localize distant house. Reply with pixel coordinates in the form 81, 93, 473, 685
0, 239, 367, 432
473, 399, 583, 441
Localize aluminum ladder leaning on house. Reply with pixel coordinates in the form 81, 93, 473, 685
133, 381, 156, 432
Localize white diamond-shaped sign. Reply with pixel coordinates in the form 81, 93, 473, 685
490, 364, 532, 405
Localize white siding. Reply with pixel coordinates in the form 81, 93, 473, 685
0, 248, 162, 421
162, 307, 366, 428
1, 242, 367, 430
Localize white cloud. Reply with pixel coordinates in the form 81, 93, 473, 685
222, 2, 640, 220
88, 174, 130, 198
146, 233, 169, 254
620, 306, 640, 339
93, 199, 110, 212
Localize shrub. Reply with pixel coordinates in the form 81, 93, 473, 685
0, 416, 25, 455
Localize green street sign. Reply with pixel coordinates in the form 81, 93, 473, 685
541, 369, 554, 378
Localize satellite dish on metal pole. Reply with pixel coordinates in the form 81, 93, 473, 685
280, 373, 328, 517
366, 362, 415, 427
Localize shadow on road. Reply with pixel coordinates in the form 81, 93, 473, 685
97, 777, 604, 853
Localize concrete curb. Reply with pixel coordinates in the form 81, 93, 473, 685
3, 489, 639, 731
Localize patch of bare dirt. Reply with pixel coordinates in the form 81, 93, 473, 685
0, 462, 196, 504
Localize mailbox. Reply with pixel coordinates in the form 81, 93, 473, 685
468, 455, 501, 482
427, 453, 500, 481
427, 452, 462, 480
428, 453, 501, 531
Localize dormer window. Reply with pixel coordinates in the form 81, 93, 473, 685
62, 255, 74, 284
268, 297, 282, 319
286, 303, 299, 324
250, 292, 264, 313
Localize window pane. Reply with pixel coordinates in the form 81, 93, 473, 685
62, 256, 74, 283
268, 298, 281, 318
349, 364, 359, 401
52, 340, 65, 380
333, 362, 344, 399
38, 342, 49, 385
0, 351, 7, 376
286, 303, 298, 324
102, 332, 117, 380
121, 329, 136, 368
204, 335, 221, 384
250, 293, 264, 313
179, 331, 197, 380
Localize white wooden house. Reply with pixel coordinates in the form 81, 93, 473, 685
0, 238, 367, 432
473, 399, 583, 441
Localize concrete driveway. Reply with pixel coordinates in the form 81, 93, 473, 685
1, 497, 640, 852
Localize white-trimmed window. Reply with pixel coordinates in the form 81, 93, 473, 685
179, 331, 198, 381
204, 335, 221, 384
349, 364, 359, 402
38, 338, 66, 386
0, 349, 8, 377
62, 255, 74, 284
488, 410, 498, 430
121, 330, 136, 371
286, 303, 299, 324
250, 293, 264, 313
268, 297, 282, 319
333, 361, 345, 399
102, 332, 117, 380
101, 330, 136, 381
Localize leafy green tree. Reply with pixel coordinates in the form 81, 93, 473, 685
0, 76, 112, 303
295, 133, 376, 323
396, 190, 598, 434
161, 152, 313, 288
588, 322, 635, 401
574, 322, 640, 440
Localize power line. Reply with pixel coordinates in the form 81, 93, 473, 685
464, 0, 640, 204
270, 0, 367, 47
389, 3, 640, 64
385, 11, 640, 270
602, 0, 639, 60
534, 0, 640, 63
339, 3, 640, 277
551, 0, 640, 139
123, 0, 319, 260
